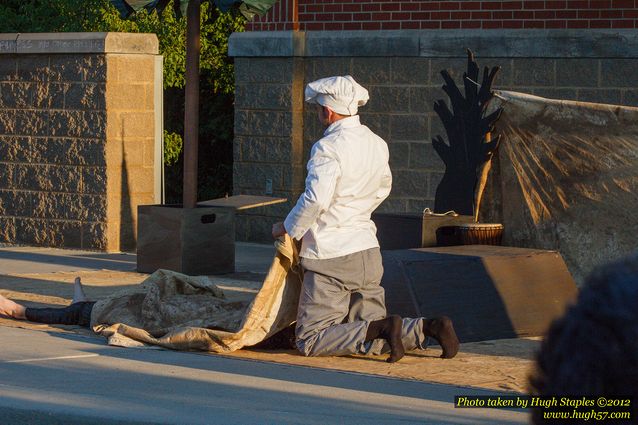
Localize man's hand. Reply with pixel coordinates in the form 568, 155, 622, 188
272, 222, 287, 239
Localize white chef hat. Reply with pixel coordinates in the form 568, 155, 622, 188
304, 75, 369, 116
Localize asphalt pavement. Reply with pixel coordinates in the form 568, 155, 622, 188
0, 242, 529, 424
0, 326, 528, 424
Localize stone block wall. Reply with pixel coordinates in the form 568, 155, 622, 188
230, 29, 638, 242
0, 33, 161, 251
233, 57, 306, 241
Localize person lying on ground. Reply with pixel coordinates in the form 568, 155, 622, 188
0, 277, 293, 348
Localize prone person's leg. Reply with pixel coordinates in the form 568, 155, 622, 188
0, 277, 94, 327
24, 302, 95, 327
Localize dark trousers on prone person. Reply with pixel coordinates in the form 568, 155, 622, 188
24, 302, 95, 327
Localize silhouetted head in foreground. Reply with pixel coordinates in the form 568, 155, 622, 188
529, 253, 638, 424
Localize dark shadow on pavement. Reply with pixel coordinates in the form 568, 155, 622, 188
0, 249, 137, 272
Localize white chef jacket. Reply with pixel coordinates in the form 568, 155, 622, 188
283, 115, 392, 259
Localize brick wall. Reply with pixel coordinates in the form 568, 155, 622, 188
247, 0, 638, 31
0, 33, 161, 251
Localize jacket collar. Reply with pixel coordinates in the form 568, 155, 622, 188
323, 115, 361, 136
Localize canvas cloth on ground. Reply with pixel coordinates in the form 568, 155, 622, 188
91, 235, 302, 352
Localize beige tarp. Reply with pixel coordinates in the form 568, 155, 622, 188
482, 91, 638, 284
91, 235, 302, 352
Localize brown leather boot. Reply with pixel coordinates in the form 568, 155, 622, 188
366, 315, 405, 363
422, 316, 459, 359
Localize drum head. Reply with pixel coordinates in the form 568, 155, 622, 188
456, 223, 503, 230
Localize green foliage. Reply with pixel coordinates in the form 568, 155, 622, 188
0, 1, 243, 92
0, 0, 99, 32
163, 130, 183, 165
0, 0, 245, 202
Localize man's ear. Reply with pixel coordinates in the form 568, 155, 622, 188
321, 105, 331, 120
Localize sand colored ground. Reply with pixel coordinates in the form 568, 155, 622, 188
0, 269, 538, 394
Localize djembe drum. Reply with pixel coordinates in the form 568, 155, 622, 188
436, 223, 504, 246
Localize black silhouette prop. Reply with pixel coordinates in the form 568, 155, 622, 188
432, 50, 503, 217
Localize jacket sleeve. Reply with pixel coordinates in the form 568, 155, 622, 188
377, 163, 392, 200
284, 143, 341, 240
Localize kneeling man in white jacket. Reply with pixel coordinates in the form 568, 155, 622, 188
272, 75, 459, 362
